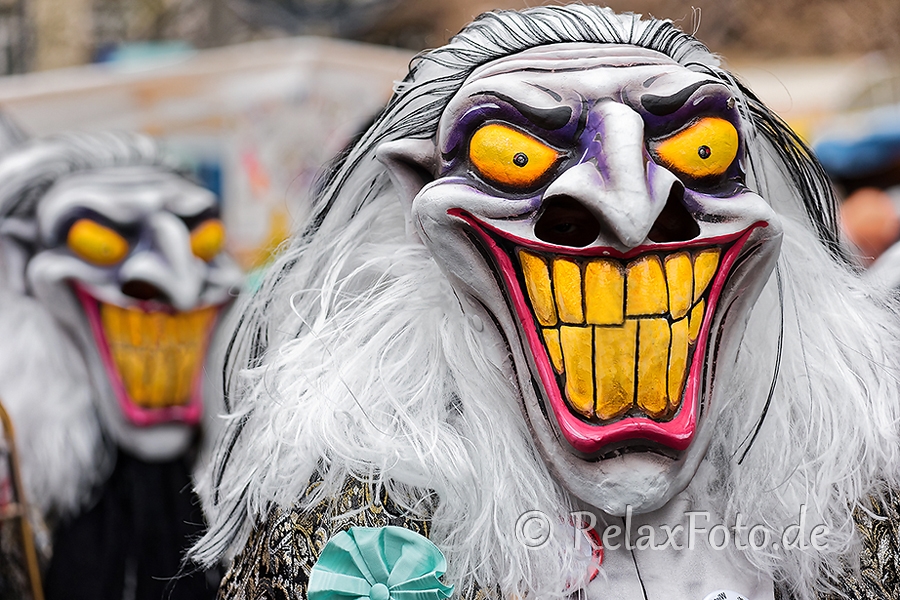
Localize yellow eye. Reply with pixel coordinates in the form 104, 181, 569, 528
469, 123, 560, 190
652, 117, 739, 180
190, 219, 226, 262
67, 219, 129, 266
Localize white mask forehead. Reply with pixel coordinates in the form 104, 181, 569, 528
466, 43, 681, 80
441, 47, 722, 146
37, 166, 217, 241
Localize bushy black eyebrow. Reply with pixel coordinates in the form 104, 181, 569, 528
180, 206, 220, 230
468, 91, 573, 130
53, 207, 140, 245
640, 80, 720, 116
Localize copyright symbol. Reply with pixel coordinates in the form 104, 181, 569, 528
516, 510, 552, 549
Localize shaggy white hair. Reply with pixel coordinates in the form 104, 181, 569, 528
195, 5, 900, 599
0, 291, 108, 518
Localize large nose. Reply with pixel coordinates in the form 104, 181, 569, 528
118, 212, 204, 310
535, 102, 696, 251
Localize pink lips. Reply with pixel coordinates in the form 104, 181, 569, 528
450, 208, 763, 454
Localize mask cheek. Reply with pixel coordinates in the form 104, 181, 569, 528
684, 189, 777, 230
413, 181, 545, 231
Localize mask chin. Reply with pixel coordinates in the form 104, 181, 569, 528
502, 228, 782, 515
521, 378, 694, 515
105, 418, 196, 461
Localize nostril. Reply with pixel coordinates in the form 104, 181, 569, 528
647, 182, 700, 243
534, 196, 602, 247
121, 280, 171, 304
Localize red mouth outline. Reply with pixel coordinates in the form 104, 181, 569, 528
448, 208, 765, 454
74, 284, 219, 427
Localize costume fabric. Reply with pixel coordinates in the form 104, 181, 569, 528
46, 451, 218, 600
221, 485, 900, 600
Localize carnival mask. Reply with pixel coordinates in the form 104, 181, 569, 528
380, 44, 783, 514
26, 166, 242, 459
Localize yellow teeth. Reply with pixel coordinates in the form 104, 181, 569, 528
593, 321, 636, 420
99, 304, 217, 409
665, 252, 693, 320
625, 256, 667, 317
519, 248, 721, 421
584, 260, 624, 325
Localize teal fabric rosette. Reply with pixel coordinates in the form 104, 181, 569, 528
308, 526, 455, 600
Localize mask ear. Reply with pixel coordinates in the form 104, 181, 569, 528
375, 138, 437, 242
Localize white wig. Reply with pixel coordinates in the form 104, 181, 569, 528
195, 6, 900, 599
0, 291, 107, 518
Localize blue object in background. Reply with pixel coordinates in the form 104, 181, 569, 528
93, 41, 194, 65
814, 106, 900, 179
194, 159, 223, 202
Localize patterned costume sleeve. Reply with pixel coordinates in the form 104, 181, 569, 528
0, 518, 31, 600
818, 494, 900, 600
775, 493, 900, 600
218, 478, 433, 600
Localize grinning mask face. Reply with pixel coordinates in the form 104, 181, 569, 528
381, 44, 783, 514
26, 166, 243, 460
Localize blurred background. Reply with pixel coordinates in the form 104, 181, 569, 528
1, 0, 899, 268
11, 0, 900, 70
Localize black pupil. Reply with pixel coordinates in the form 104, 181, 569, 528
698, 145, 711, 159
513, 152, 529, 167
